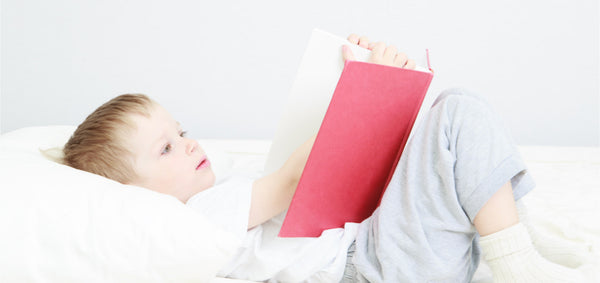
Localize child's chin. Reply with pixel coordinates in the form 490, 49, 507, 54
199, 178, 216, 192
206, 171, 216, 186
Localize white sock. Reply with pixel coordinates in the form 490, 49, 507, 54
479, 223, 585, 283
516, 200, 593, 268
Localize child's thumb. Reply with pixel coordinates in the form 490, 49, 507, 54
342, 45, 356, 62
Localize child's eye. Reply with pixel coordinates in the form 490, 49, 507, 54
180, 131, 187, 138
161, 144, 172, 155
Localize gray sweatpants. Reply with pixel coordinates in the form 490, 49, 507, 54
347, 89, 535, 282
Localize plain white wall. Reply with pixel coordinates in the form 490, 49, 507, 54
0, 0, 2, 134
1, 0, 598, 146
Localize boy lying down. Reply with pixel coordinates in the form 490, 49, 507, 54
62, 34, 587, 282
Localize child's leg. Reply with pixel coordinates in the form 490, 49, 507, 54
473, 182, 519, 236
350, 89, 583, 282
352, 89, 528, 282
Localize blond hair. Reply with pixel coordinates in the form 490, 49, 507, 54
63, 94, 153, 183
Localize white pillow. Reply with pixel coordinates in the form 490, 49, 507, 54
0, 126, 241, 282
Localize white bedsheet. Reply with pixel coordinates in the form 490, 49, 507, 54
201, 140, 599, 283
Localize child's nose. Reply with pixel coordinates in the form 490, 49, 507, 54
185, 138, 199, 155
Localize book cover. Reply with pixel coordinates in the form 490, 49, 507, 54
278, 60, 434, 237
263, 29, 435, 237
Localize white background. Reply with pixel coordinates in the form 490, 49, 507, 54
1, 0, 598, 146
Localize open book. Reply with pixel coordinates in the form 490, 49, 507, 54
264, 29, 436, 237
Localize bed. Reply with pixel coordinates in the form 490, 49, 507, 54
0, 126, 598, 282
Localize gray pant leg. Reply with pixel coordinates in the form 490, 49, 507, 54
351, 89, 535, 282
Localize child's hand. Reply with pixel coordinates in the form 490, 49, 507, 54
343, 34, 416, 70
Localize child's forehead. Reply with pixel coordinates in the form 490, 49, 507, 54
143, 102, 176, 123
129, 103, 180, 134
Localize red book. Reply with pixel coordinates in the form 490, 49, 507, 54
278, 60, 434, 237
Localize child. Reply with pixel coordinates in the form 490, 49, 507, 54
63, 35, 586, 282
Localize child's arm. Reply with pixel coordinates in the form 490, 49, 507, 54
248, 135, 316, 229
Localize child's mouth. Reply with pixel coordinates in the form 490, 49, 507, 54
196, 156, 210, 170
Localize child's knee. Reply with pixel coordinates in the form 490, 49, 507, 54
433, 88, 490, 109
433, 88, 497, 122
430, 88, 509, 150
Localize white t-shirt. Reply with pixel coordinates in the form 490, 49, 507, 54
186, 175, 359, 282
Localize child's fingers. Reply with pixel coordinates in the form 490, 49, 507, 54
383, 45, 399, 65
347, 34, 371, 49
342, 45, 356, 62
404, 59, 416, 70
358, 36, 370, 49
347, 34, 360, 44
369, 42, 386, 64
392, 51, 408, 68
346, 35, 415, 69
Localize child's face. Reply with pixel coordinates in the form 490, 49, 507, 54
126, 102, 215, 203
